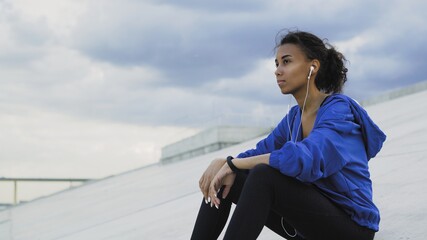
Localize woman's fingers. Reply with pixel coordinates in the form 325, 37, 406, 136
222, 173, 236, 199
222, 185, 231, 199
199, 177, 209, 203
209, 176, 222, 208
200, 175, 215, 205
209, 185, 219, 208
198, 158, 228, 206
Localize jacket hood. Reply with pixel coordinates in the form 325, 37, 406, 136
342, 95, 387, 159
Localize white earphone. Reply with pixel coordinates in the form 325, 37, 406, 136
308, 66, 314, 80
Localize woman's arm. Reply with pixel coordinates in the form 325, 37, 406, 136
232, 153, 270, 169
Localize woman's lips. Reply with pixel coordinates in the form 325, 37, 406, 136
277, 80, 286, 86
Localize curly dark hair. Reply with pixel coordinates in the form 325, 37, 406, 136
276, 30, 348, 94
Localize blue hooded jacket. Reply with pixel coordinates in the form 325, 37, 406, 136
237, 94, 386, 231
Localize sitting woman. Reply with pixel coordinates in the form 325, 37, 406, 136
191, 30, 386, 240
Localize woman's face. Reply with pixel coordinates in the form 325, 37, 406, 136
275, 43, 311, 95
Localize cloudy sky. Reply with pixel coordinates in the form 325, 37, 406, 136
1, 0, 426, 187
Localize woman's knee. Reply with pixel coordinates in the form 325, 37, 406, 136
249, 163, 277, 178
245, 164, 280, 188
247, 164, 295, 191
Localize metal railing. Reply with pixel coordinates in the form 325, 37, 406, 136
0, 177, 92, 205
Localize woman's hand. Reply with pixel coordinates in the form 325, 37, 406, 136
199, 158, 227, 204
209, 163, 236, 209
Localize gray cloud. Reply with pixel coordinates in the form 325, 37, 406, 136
0, 3, 52, 66
68, 0, 396, 93
144, 0, 265, 12
1, 0, 426, 128
2, 0, 427, 177
70, 1, 277, 88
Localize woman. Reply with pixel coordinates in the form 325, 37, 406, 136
191, 30, 386, 240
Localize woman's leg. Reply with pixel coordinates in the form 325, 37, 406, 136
264, 209, 306, 239
190, 198, 232, 240
190, 171, 246, 240
223, 164, 281, 239
223, 164, 375, 240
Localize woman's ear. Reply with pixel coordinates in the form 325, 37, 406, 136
311, 60, 320, 74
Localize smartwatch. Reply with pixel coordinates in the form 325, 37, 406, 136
226, 156, 240, 173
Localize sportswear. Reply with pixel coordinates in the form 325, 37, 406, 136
237, 94, 386, 231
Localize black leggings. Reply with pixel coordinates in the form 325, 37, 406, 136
191, 164, 375, 240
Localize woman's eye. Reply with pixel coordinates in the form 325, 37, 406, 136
275, 59, 290, 67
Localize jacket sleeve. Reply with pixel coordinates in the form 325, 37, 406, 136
269, 99, 363, 183
237, 112, 293, 158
